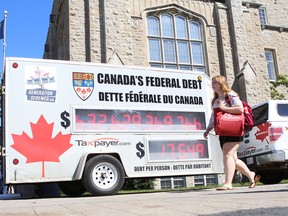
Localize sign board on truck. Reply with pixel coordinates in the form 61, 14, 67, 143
1, 57, 222, 196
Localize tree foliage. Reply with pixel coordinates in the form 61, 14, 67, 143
121, 178, 155, 190
270, 74, 288, 100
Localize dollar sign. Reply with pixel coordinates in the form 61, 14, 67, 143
61, 111, 71, 129
136, 142, 145, 159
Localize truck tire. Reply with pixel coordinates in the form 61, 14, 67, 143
58, 180, 86, 197
259, 171, 285, 185
82, 155, 125, 196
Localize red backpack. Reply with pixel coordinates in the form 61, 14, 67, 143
226, 96, 254, 134
242, 101, 254, 133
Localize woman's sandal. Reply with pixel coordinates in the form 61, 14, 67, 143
249, 175, 261, 188
216, 186, 234, 190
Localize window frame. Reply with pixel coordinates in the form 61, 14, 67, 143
259, 7, 268, 26
147, 11, 207, 73
194, 174, 218, 186
160, 177, 186, 189
264, 49, 278, 82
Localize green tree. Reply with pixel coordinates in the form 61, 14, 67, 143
270, 74, 288, 99
121, 178, 155, 190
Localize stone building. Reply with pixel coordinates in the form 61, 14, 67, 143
45, 0, 288, 104
44, 0, 288, 188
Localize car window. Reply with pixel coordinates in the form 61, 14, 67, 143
253, 103, 268, 126
277, 104, 288, 116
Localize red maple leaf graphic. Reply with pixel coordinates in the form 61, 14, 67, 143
255, 122, 271, 143
11, 115, 73, 177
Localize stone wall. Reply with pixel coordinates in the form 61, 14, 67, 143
238, 0, 288, 102
44, 0, 288, 104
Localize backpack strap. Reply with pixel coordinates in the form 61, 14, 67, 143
225, 94, 234, 105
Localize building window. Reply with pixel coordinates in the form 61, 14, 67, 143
194, 174, 218, 186
259, 7, 267, 26
147, 12, 206, 72
160, 177, 186, 189
265, 50, 277, 81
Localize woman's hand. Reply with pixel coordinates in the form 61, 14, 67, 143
215, 99, 225, 109
203, 130, 209, 139
218, 102, 226, 111
203, 126, 213, 139
216, 99, 243, 114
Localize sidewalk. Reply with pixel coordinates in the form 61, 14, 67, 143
0, 184, 288, 216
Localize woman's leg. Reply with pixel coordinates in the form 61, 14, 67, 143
222, 142, 240, 187
234, 152, 256, 184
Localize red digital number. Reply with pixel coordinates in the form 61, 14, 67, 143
87, 113, 96, 123
178, 143, 186, 159
149, 140, 207, 161
132, 114, 141, 125
177, 116, 202, 130
111, 115, 120, 124
111, 115, 120, 129
161, 143, 175, 159
154, 116, 162, 125
163, 115, 172, 126
184, 117, 193, 129
162, 144, 166, 159
176, 116, 192, 129
187, 144, 196, 157
75, 114, 84, 123
98, 114, 107, 125
167, 143, 175, 158
145, 114, 163, 130
193, 118, 202, 130
146, 114, 153, 125
75, 114, 84, 130
122, 114, 130, 124
122, 114, 130, 129
146, 114, 154, 130
187, 143, 205, 158
177, 115, 184, 125
196, 143, 205, 157
75, 110, 204, 132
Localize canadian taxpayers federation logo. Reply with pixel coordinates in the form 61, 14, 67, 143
73, 72, 94, 101
76, 138, 131, 148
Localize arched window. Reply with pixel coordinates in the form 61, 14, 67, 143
147, 13, 206, 72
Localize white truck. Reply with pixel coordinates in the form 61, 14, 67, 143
0, 57, 223, 197
238, 100, 288, 184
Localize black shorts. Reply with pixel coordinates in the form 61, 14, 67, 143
219, 136, 244, 149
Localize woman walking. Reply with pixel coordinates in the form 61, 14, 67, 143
203, 75, 260, 190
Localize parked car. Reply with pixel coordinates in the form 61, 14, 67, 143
238, 100, 288, 184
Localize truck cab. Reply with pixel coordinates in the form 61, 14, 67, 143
238, 100, 288, 184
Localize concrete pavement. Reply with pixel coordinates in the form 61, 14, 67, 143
1, 183, 288, 215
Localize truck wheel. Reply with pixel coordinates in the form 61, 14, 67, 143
82, 155, 125, 196
259, 171, 285, 184
58, 180, 86, 197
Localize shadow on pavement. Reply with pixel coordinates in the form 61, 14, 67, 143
201, 207, 288, 216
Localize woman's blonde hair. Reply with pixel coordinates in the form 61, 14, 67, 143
211, 75, 237, 106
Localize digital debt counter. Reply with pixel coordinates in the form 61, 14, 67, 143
0, 57, 223, 197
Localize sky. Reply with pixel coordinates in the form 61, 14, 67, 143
0, 0, 53, 72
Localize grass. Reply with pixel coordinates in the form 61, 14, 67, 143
118, 184, 240, 195
117, 179, 288, 195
